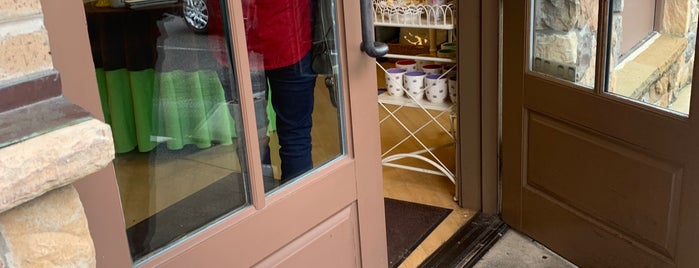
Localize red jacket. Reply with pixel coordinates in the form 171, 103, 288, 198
209, 0, 313, 70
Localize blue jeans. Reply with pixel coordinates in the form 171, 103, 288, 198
267, 52, 316, 181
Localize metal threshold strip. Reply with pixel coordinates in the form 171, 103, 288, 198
419, 212, 509, 268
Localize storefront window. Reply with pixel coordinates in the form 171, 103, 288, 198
83, 0, 250, 261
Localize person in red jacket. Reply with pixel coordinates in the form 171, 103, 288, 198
209, 0, 317, 182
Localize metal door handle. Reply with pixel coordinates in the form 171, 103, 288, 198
360, 0, 388, 57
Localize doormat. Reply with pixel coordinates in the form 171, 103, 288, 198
385, 198, 452, 268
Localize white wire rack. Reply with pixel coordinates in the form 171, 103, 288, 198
372, 0, 456, 29
377, 62, 457, 185
373, 0, 457, 62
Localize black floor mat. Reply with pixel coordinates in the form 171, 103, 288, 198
385, 198, 453, 267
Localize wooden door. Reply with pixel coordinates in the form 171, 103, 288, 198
145, 0, 386, 266
502, 0, 699, 267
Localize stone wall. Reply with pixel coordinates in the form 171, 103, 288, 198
0, 0, 52, 81
0, 187, 95, 267
614, 0, 698, 107
662, 0, 699, 102
0, 0, 114, 267
533, 0, 598, 86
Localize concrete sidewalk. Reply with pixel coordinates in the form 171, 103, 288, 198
473, 230, 577, 268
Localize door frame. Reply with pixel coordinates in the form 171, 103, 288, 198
41, 1, 133, 266
458, 0, 500, 214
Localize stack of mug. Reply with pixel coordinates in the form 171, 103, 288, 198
385, 59, 457, 104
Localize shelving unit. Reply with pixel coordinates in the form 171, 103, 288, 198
373, 0, 456, 60
373, 0, 458, 189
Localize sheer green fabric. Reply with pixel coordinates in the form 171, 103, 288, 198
96, 68, 277, 153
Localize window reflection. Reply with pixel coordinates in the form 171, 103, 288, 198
238, 0, 345, 191
84, 0, 249, 261
530, 0, 599, 87
605, 0, 697, 115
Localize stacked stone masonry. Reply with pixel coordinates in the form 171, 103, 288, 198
0, 0, 52, 81
534, 0, 598, 85
0, 186, 96, 267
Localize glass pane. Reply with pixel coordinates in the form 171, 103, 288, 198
530, 0, 599, 88
605, 0, 697, 115
83, 0, 251, 261
240, 0, 345, 191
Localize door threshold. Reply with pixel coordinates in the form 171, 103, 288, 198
418, 212, 508, 268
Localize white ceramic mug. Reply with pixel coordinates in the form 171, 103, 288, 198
395, 59, 418, 72
425, 74, 448, 103
385, 68, 407, 97
421, 64, 443, 75
448, 76, 458, 103
404, 71, 427, 99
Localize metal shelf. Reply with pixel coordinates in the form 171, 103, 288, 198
373, 18, 455, 30
374, 2, 458, 193
378, 91, 454, 112
383, 53, 456, 63
377, 65, 457, 190
372, 1, 456, 30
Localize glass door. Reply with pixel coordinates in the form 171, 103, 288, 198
81, 0, 387, 265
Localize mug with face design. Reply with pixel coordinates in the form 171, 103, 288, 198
425, 74, 448, 103
404, 71, 427, 99
385, 68, 407, 97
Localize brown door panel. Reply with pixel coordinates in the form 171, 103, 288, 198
523, 112, 681, 261
522, 191, 674, 267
